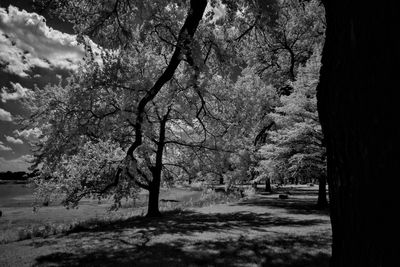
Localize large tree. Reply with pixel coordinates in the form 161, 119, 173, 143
257, 45, 328, 207
29, 0, 208, 217
317, 1, 397, 266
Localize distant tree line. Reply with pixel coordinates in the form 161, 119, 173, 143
0, 170, 39, 181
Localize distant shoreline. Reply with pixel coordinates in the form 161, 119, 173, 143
0, 180, 30, 185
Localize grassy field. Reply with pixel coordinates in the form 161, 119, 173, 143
0, 183, 332, 266
0, 183, 205, 244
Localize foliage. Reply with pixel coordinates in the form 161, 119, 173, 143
33, 139, 135, 208
257, 45, 326, 184
164, 68, 278, 186
236, 0, 325, 93
19, 0, 325, 213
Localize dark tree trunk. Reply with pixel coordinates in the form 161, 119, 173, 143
265, 178, 272, 192
219, 175, 224, 185
317, 1, 397, 266
147, 174, 161, 218
287, 47, 296, 81
146, 110, 170, 218
317, 175, 328, 209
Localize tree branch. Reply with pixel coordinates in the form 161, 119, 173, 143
126, 0, 207, 158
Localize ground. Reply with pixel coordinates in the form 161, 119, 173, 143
0, 183, 203, 243
0, 185, 331, 266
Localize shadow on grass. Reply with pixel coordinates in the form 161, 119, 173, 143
33, 209, 330, 266
238, 198, 330, 215
62, 209, 326, 237
34, 234, 330, 267
245, 188, 330, 215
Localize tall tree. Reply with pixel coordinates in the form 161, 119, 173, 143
317, 1, 397, 266
257, 45, 327, 207
30, 0, 208, 217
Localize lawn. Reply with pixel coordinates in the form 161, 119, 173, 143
0, 183, 203, 244
0, 184, 332, 266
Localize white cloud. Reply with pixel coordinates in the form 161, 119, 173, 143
0, 5, 85, 76
0, 141, 12, 151
5, 135, 23, 144
0, 154, 33, 172
1, 82, 32, 102
14, 128, 42, 142
0, 107, 12, 121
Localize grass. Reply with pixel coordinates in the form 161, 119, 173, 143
1, 214, 132, 244
0, 186, 243, 244
0, 184, 326, 242
1, 217, 99, 244
1, 184, 331, 266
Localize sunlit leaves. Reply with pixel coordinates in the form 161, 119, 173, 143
257, 45, 326, 183
33, 139, 137, 208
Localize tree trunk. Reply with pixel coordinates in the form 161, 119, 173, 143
146, 175, 161, 218
317, 1, 397, 266
317, 175, 328, 209
265, 178, 272, 192
145, 110, 170, 218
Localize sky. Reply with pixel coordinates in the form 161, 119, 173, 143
0, 0, 84, 172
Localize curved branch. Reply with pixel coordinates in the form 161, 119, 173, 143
127, 0, 208, 158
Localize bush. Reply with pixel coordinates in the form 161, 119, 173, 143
243, 187, 256, 198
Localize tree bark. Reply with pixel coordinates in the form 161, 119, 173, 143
265, 178, 272, 192
146, 110, 170, 218
317, 1, 398, 266
317, 175, 327, 209
147, 175, 161, 217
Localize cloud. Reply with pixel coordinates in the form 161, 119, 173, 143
0, 141, 12, 151
1, 82, 32, 102
14, 128, 42, 142
0, 5, 85, 77
5, 135, 23, 144
0, 107, 12, 121
0, 154, 33, 172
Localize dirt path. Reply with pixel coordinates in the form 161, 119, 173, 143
0, 192, 332, 267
